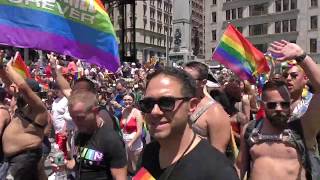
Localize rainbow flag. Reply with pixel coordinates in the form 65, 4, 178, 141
0, 0, 120, 72
133, 167, 155, 180
212, 24, 270, 83
74, 71, 83, 80
13, 51, 31, 79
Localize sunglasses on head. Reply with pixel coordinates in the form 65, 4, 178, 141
139, 96, 191, 113
264, 101, 290, 109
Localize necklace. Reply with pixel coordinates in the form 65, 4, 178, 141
161, 133, 197, 180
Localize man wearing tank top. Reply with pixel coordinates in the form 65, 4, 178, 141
183, 61, 231, 153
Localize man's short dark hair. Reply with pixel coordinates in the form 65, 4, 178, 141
262, 80, 290, 100
184, 61, 208, 80
116, 79, 127, 87
26, 78, 41, 92
74, 78, 96, 93
146, 67, 196, 98
0, 88, 7, 103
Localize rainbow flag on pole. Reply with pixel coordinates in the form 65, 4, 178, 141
133, 167, 155, 180
212, 24, 270, 83
0, 0, 120, 72
13, 51, 31, 79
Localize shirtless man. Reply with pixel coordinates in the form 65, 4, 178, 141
237, 41, 320, 180
184, 61, 231, 153
0, 57, 48, 179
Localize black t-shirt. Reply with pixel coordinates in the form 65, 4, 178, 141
75, 124, 127, 180
140, 139, 239, 180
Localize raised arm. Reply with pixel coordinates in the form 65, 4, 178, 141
50, 56, 72, 98
0, 50, 12, 87
269, 40, 320, 93
269, 40, 320, 148
6, 56, 47, 125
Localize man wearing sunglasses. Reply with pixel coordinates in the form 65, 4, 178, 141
183, 61, 231, 153
238, 41, 320, 180
138, 67, 238, 180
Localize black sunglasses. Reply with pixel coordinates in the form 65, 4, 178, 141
139, 96, 191, 113
264, 101, 290, 109
283, 72, 298, 79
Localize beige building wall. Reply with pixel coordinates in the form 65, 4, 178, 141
108, 0, 173, 64
205, 0, 320, 64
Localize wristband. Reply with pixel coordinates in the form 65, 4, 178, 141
295, 52, 307, 64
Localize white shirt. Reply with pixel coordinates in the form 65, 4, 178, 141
51, 96, 73, 133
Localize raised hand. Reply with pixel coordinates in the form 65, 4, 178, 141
268, 40, 304, 62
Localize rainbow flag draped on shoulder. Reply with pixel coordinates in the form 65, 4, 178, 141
0, 0, 120, 72
212, 24, 270, 83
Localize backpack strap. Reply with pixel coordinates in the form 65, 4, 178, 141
245, 120, 264, 148
244, 119, 263, 179
189, 100, 214, 124
288, 119, 313, 180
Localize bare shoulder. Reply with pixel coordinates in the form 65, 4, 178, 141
0, 106, 10, 123
237, 112, 248, 125
33, 109, 49, 127
301, 93, 320, 140
206, 100, 230, 126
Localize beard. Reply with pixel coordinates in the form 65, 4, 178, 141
266, 112, 289, 129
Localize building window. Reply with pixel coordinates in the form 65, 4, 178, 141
236, 26, 243, 33
310, 38, 317, 53
249, 3, 268, 16
212, 30, 216, 41
238, 7, 243, 19
283, 0, 289, 11
150, 9, 155, 18
249, 24, 268, 36
144, 5, 147, 16
232, 9, 236, 19
150, 23, 155, 31
255, 44, 268, 52
290, 19, 297, 31
226, 10, 230, 20
212, 0, 216, 5
212, 47, 215, 52
276, 0, 282, 12
311, 16, 318, 30
311, 0, 318, 7
291, 0, 297, 9
275, 21, 282, 33
283, 20, 289, 32
212, 12, 216, 23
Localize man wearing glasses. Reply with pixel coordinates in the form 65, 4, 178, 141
238, 41, 320, 180
183, 61, 231, 153
138, 67, 238, 180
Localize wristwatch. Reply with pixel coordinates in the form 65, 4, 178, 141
295, 52, 307, 64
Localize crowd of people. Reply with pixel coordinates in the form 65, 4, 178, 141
0, 40, 319, 180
